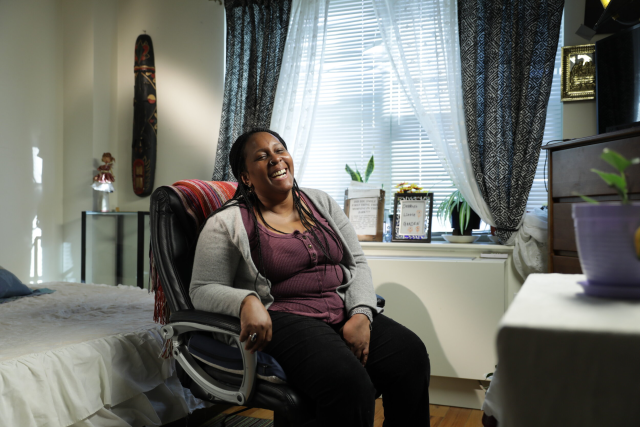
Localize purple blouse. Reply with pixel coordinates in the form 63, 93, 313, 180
240, 194, 346, 324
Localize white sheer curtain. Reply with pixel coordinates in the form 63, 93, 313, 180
270, 0, 330, 182
370, 0, 495, 226
372, 0, 552, 279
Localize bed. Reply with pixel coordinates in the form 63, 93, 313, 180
0, 282, 206, 427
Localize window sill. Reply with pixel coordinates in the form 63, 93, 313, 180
360, 240, 514, 259
361, 240, 513, 251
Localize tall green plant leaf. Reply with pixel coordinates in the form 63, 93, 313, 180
364, 155, 375, 183
592, 169, 628, 202
464, 202, 471, 230
601, 149, 632, 173
456, 201, 470, 233
577, 194, 599, 204
437, 191, 456, 224
345, 164, 362, 182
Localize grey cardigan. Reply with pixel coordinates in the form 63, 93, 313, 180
189, 188, 380, 319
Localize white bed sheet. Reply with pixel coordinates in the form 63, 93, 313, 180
0, 282, 206, 427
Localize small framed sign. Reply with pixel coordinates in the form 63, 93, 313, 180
391, 193, 433, 243
344, 189, 385, 242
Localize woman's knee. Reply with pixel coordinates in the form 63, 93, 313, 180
321, 363, 376, 403
372, 317, 430, 377
407, 331, 429, 371
312, 364, 376, 427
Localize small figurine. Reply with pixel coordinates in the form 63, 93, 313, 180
92, 153, 116, 193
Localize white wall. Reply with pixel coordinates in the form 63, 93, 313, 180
61, 0, 109, 282
59, 0, 225, 282
0, 0, 224, 283
0, 0, 64, 283
115, 0, 225, 212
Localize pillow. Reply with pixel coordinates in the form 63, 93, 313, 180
0, 268, 33, 299
188, 332, 287, 384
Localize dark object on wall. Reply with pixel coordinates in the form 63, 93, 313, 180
132, 34, 157, 197
596, 23, 640, 134
212, 0, 292, 181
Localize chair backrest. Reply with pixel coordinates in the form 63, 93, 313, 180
150, 180, 237, 315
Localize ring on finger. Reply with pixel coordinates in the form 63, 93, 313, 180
250, 333, 258, 342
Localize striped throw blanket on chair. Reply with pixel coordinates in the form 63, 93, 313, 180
150, 179, 237, 326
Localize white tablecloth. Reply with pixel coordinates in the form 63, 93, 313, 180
488, 273, 640, 427
0, 282, 206, 427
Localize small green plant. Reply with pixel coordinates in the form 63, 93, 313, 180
345, 155, 374, 183
579, 148, 640, 204
436, 189, 473, 234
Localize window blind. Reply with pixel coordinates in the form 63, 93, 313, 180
528, 16, 564, 212
299, 0, 563, 231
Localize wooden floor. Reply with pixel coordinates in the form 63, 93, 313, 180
210, 400, 484, 427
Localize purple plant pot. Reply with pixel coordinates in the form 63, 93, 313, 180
572, 203, 640, 286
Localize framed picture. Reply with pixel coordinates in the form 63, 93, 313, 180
344, 189, 385, 242
561, 44, 596, 102
391, 193, 433, 243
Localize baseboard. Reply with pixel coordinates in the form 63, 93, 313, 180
429, 376, 486, 410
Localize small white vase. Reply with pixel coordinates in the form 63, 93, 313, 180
96, 191, 110, 212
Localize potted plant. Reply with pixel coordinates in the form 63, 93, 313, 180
573, 148, 640, 295
436, 189, 481, 236
345, 155, 375, 183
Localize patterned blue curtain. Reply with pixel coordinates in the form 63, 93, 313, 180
458, 0, 564, 243
213, 0, 292, 181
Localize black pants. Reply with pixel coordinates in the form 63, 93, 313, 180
264, 312, 430, 427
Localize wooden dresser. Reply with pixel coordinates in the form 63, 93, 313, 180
543, 128, 640, 274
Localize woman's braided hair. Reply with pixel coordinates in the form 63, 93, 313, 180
203, 128, 342, 281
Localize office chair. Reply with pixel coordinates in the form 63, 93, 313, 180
150, 180, 384, 427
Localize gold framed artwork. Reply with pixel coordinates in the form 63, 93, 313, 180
561, 44, 596, 102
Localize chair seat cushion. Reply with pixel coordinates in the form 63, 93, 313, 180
188, 332, 287, 384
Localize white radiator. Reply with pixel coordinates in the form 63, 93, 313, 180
367, 255, 506, 381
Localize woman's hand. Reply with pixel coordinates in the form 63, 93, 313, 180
341, 314, 371, 366
239, 295, 272, 353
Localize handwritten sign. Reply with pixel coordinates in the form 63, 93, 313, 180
348, 197, 378, 236
399, 200, 427, 236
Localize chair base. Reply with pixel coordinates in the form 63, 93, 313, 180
180, 361, 317, 426
274, 411, 320, 427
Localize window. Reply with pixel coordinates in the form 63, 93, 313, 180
529, 16, 564, 212
299, 0, 563, 231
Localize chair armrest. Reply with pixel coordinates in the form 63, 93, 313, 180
161, 311, 256, 406
170, 310, 241, 335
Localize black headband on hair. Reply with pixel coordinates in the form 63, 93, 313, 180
228, 128, 288, 181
